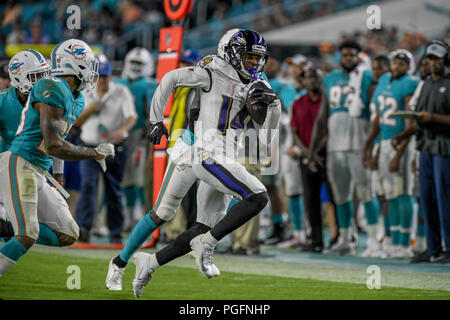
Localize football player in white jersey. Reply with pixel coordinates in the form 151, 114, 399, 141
106, 29, 281, 297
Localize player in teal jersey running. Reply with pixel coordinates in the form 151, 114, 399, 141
114, 47, 158, 231
309, 41, 381, 255
0, 39, 115, 278
364, 49, 419, 258
0, 49, 50, 237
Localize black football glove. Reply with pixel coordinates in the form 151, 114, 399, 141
248, 82, 278, 106
147, 121, 169, 145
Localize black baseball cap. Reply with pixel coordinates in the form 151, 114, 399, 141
393, 52, 410, 64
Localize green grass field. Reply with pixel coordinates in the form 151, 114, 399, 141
0, 245, 449, 300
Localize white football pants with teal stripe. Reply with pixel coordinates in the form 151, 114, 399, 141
326, 150, 373, 205
119, 151, 264, 262
0, 151, 79, 241
154, 157, 265, 223
379, 140, 414, 247
378, 139, 414, 200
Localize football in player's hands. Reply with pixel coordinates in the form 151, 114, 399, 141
246, 81, 277, 125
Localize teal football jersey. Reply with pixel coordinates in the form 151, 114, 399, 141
114, 77, 158, 130
323, 69, 374, 119
279, 81, 304, 111
9, 76, 85, 170
323, 68, 374, 152
268, 77, 283, 95
0, 87, 24, 153
371, 73, 418, 140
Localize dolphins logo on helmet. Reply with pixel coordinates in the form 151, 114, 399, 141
64, 44, 87, 61
51, 39, 99, 92
9, 59, 24, 75
8, 49, 50, 94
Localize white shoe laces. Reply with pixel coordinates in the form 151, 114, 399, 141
202, 243, 215, 267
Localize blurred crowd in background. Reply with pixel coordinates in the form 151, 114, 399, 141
0, 0, 449, 263
3, 0, 438, 62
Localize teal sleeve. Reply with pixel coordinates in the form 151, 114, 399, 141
268, 78, 282, 94
322, 75, 330, 99
361, 70, 375, 105
261, 73, 269, 81
362, 70, 374, 92
29, 78, 66, 110
404, 77, 419, 97
146, 82, 157, 107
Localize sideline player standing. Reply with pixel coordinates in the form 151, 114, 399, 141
0, 49, 51, 234
114, 48, 158, 231
364, 49, 418, 258
308, 41, 380, 255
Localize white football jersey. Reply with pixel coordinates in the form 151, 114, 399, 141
194, 55, 252, 160
150, 54, 280, 163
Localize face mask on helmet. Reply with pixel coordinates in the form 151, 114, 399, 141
51, 39, 99, 92
224, 30, 270, 80
81, 56, 99, 91
9, 49, 51, 95
27, 69, 50, 85
128, 60, 145, 78
122, 48, 154, 80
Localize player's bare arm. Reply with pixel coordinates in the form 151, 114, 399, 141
417, 112, 450, 126
36, 101, 104, 161
363, 111, 381, 168
389, 95, 414, 172
392, 95, 414, 154
74, 100, 102, 126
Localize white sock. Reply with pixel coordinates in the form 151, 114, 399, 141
203, 231, 218, 246
0, 253, 15, 277
294, 230, 305, 242
367, 225, 377, 240
340, 228, 351, 242
149, 253, 160, 271
413, 237, 426, 252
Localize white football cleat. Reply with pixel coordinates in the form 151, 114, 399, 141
132, 252, 155, 298
105, 257, 124, 291
277, 236, 303, 249
190, 234, 220, 278
323, 238, 356, 256
361, 238, 381, 258
390, 246, 414, 259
